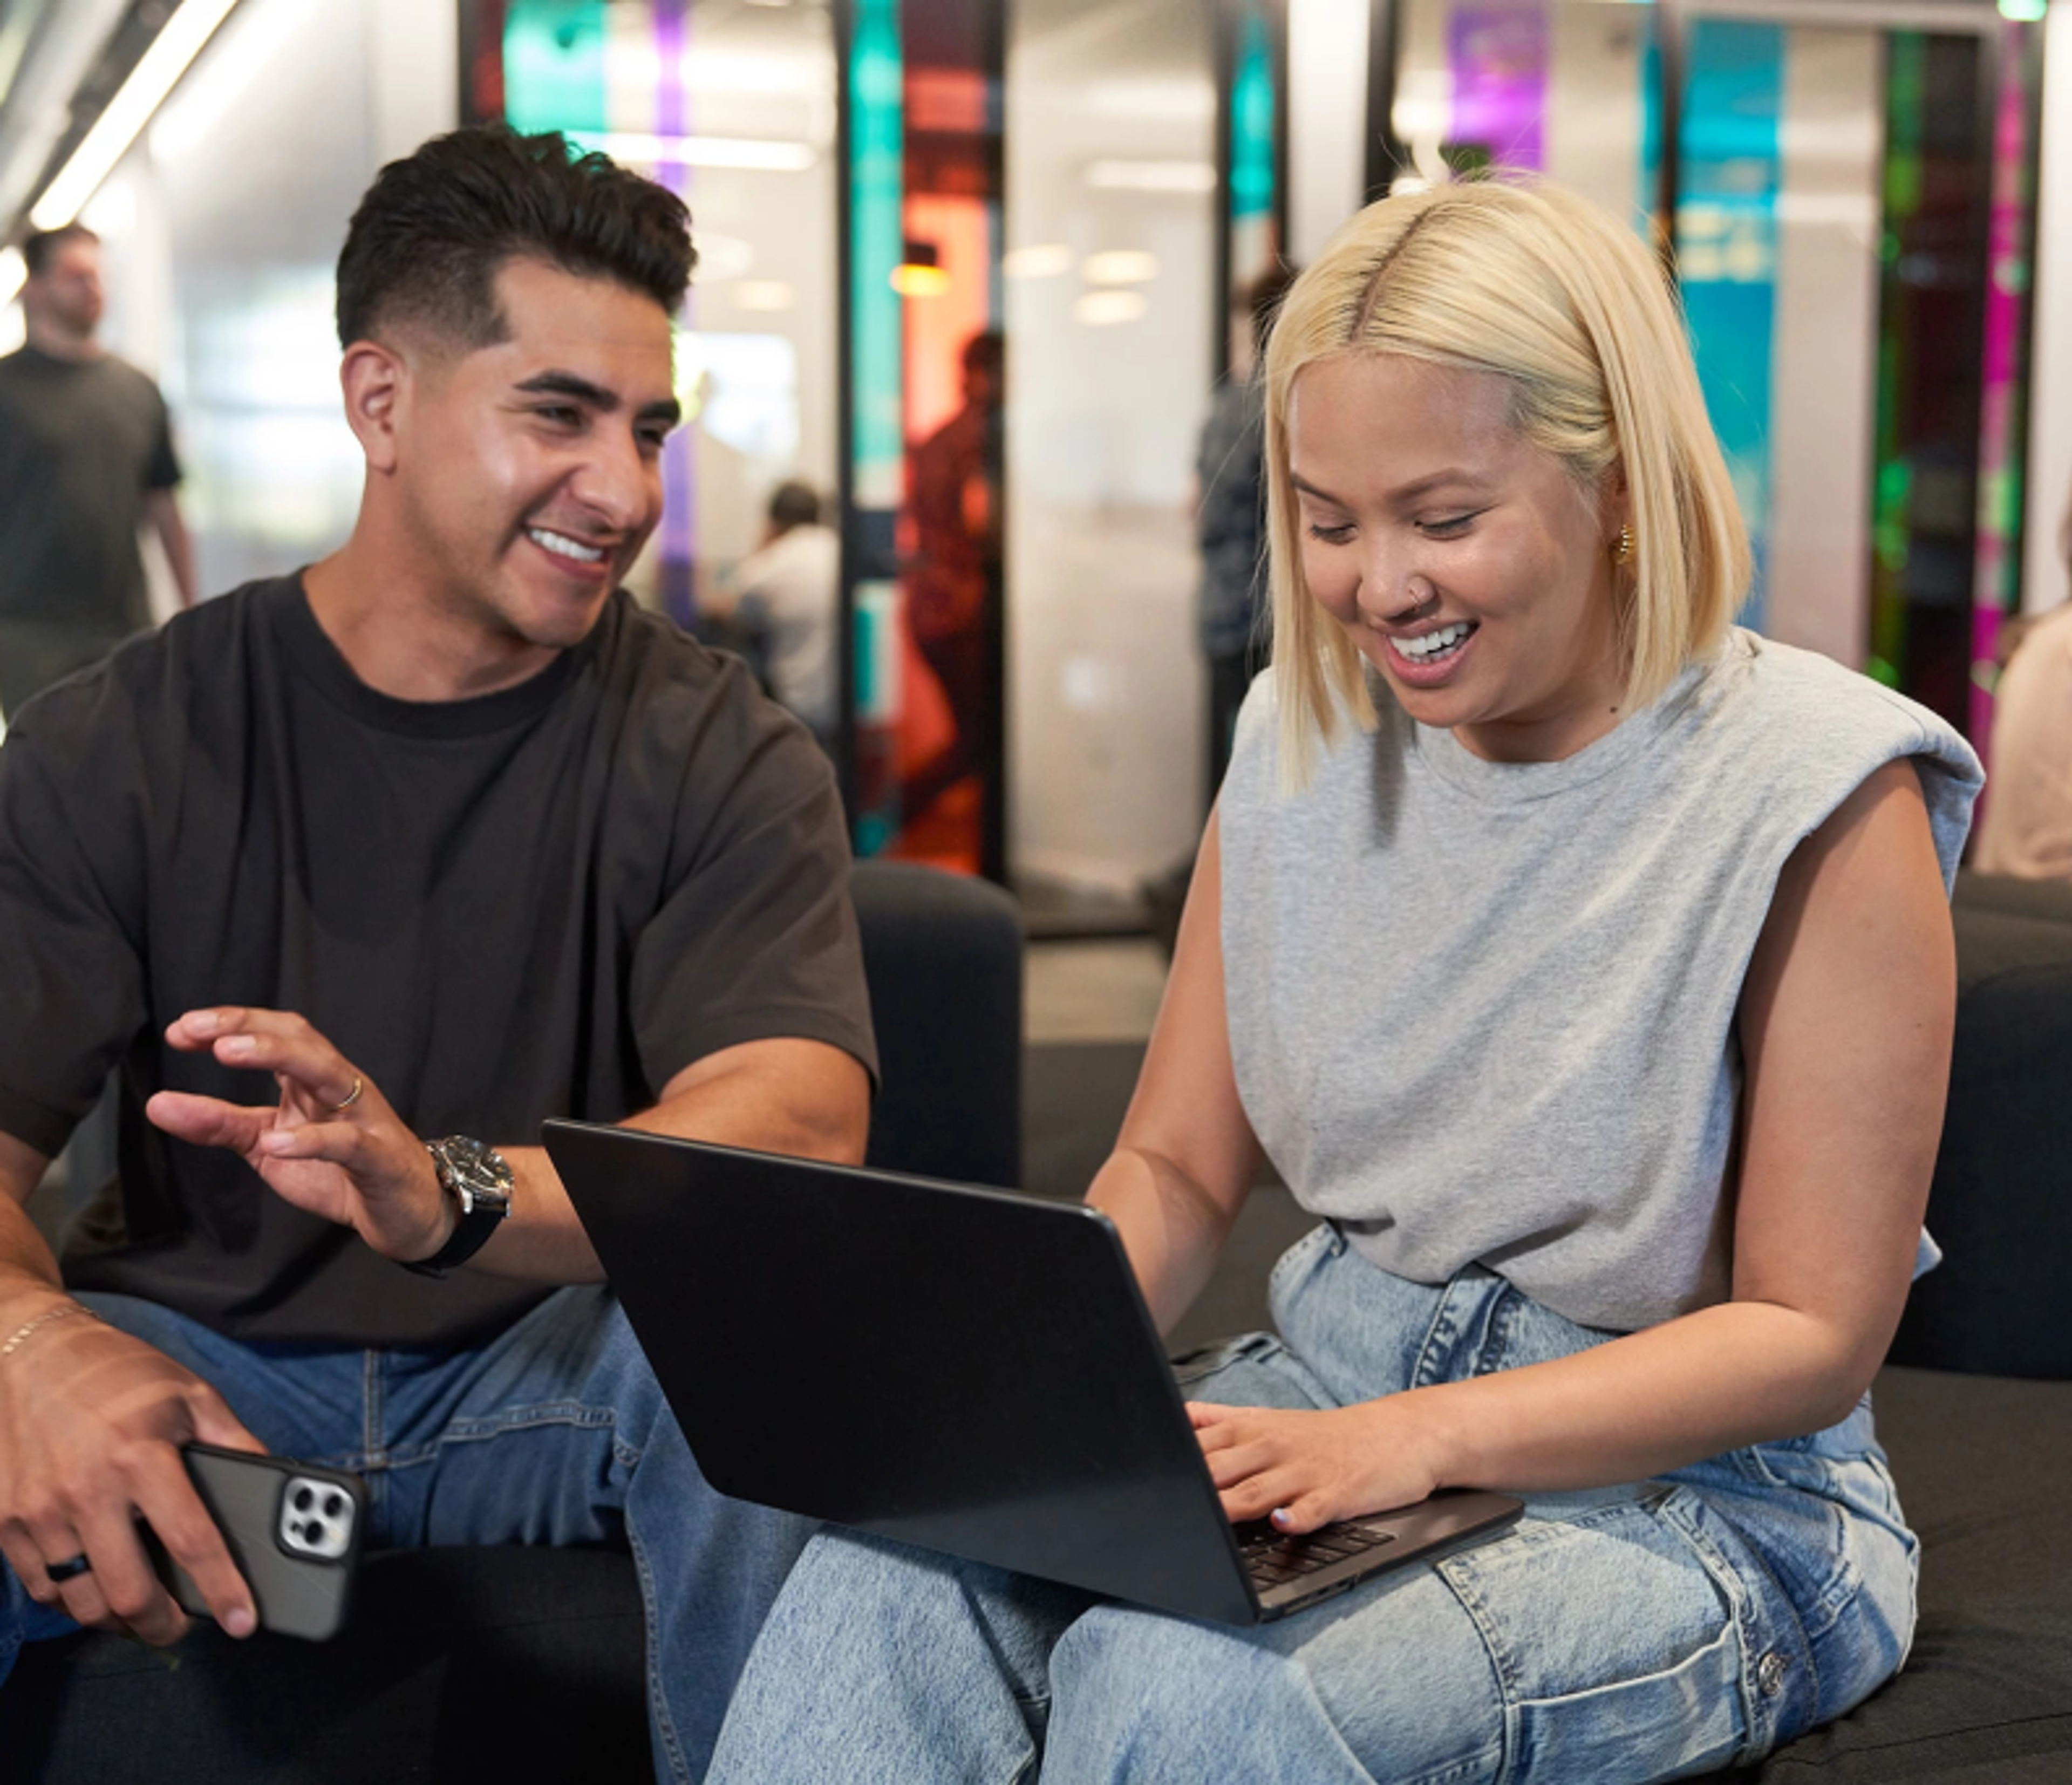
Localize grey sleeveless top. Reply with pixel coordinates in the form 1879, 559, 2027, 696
1219, 630, 1983, 1333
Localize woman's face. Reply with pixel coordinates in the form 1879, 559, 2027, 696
1288, 353, 1627, 764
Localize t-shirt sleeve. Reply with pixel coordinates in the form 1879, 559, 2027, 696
628, 696, 878, 1096
0, 716, 148, 1157
144, 384, 181, 492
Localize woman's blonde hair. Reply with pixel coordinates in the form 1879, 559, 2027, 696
1260, 176, 1750, 785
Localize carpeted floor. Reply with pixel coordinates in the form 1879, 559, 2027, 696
1024, 1040, 1318, 1354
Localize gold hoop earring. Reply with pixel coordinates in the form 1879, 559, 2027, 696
1611, 524, 1635, 566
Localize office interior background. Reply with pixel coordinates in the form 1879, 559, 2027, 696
1, 0, 2067, 931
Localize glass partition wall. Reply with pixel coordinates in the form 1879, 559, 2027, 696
478, 0, 842, 667
467, 0, 2043, 911
1385, 0, 2043, 760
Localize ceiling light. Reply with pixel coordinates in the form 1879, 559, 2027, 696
1075, 290, 1148, 326
1998, 0, 2046, 19
1083, 250, 1158, 285
0, 247, 24, 305
891, 240, 950, 298
1004, 244, 1073, 280
31, 0, 242, 229
581, 132, 815, 173
152, 0, 314, 163
733, 281, 796, 312
1085, 160, 1217, 195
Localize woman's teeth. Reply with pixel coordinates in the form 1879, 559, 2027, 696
1393, 622, 1474, 662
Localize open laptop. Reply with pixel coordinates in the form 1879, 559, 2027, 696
542, 1121, 1523, 1626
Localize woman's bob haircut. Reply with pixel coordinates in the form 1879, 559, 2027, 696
1261, 176, 1750, 787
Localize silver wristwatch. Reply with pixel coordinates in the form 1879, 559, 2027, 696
401, 1136, 514, 1277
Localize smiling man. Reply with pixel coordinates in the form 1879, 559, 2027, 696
0, 130, 874, 1780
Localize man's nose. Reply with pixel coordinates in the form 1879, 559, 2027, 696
571, 430, 656, 532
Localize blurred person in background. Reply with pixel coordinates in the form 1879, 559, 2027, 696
1196, 262, 1299, 804
703, 479, 839, 752
1974, 481, 2072, 877
0, 224, 195, 715
902, 329, 1004, 829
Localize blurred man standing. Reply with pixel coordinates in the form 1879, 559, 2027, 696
0, 225, 196, 714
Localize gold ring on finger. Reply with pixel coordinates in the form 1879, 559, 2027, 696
325, 1074, 365, 1115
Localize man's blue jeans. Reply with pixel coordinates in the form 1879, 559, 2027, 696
0, 1286, 810, 1783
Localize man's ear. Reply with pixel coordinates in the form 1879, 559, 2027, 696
338, 339, 408, 473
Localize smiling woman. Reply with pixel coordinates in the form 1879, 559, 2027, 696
703, 176, 1987, 1785
1262, 178, 1747, 786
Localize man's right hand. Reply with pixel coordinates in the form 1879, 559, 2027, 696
0, 1295, 263, 1644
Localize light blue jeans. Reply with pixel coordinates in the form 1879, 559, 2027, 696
708, 1225, 1918, 1783
0, 1286, 812, 1783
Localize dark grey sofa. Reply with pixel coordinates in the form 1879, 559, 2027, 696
9, 867, 2072, 1781
1740, 870, 2072, 1780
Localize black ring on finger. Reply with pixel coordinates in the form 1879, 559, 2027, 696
45, 1554, 91, 1583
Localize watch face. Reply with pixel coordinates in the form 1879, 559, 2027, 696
433, 1137, 513, 1214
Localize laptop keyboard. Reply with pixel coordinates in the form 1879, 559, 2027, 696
1236, 1517, 1399, 1592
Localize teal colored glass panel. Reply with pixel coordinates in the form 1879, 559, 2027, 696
850, 0, 903, 508
1678, 18, 1782, 633
1231, 9, 1275, 223
502, 0, 610, 137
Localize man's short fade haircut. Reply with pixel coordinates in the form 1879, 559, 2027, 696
335, 126, 696, 351
23, 225, 99, 278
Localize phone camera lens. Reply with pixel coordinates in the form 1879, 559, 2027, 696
292, 1487, 314, 1513
291, 1520, 312, 1543
324, 1493, 345, 1518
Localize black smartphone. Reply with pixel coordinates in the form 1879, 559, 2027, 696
142, 1442, 365, 1641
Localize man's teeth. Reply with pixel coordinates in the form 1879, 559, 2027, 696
1395, 622, 1474, 661
529, 527, 606, 563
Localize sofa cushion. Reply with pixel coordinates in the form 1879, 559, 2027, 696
0, 1544, 649, 1783
1748, 1366, 2072, 1779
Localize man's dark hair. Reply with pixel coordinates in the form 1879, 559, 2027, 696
961, 330, 1005, 379
1239, 262, 1299, 362
767, 480, 823, 532
335, 127, 696, 350
22, 224, 99, 278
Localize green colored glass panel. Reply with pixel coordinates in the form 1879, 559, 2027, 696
503, 0, 610, 137
850, 0, 903, 507
1231, 10, 1274, 222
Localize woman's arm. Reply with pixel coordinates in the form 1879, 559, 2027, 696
1196, 758, 1956, 1530
1088, 811, 1269, 1333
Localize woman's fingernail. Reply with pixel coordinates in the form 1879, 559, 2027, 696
1271, 1507, 1291, 1527
262, 1130, 295, 1154
187, 1011, 219, 1035
224, 1605, 256, 1638
219, 1035, 255, 1059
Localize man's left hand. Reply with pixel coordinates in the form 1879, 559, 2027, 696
147, 1009, 448, 1263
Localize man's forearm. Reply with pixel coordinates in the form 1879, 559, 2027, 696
0, 1178, 72, 1327
147, 493, 197, 610
456, 1040, 870, 1284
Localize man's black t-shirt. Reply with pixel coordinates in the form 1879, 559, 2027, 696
0, 345, 180, 637
0, 576, 877, 1346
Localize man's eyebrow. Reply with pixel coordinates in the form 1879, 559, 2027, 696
514, 370, 618, 407
514, 370, 681, 428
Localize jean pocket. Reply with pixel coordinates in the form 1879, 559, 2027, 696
1437, 1491, 1753, 1778
1265, 1221, 1337, 1317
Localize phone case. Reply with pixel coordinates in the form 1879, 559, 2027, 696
144, 1443, 365, 1641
